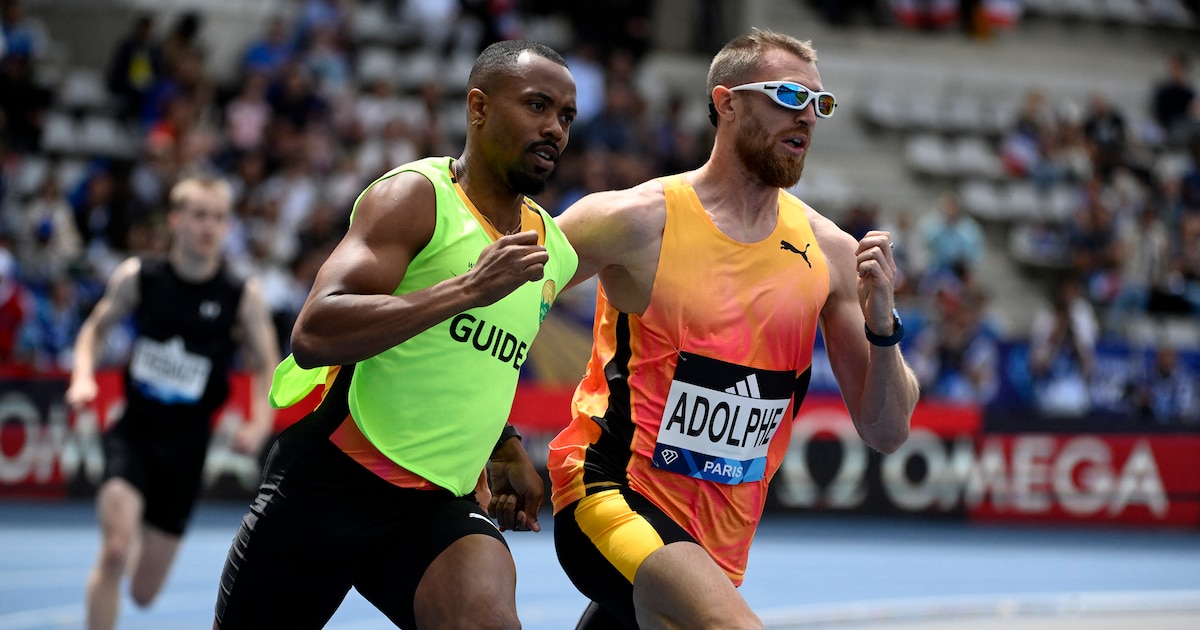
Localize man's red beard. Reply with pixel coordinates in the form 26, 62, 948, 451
734, 115, 808, 189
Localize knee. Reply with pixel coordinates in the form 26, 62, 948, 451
99, 538, 132, 575
129, 584, 158, 609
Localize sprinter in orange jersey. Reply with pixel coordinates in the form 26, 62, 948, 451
548, 29, 920, 629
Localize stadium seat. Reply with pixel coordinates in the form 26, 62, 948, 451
858, 89, 906, 130
395, 50, 440, 92
1099, 0, 1150, 24
13, 155, 50, 197
959, 179, 1004, 220
953, 136, 1004, 179
904, 134, 953, 177
1002, 181, 1042, 220
943, 95, 987, 134
78, 115, 137, 159
57, 67, 110, 112
39, 112, 79, 155
1146, 0, 1198, 27
356, 46, 400, 86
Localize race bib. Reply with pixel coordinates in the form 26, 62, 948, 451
129, 336, 212, 404
651, 352, 795, 484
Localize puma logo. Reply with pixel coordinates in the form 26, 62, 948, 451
780, 240, 812, 268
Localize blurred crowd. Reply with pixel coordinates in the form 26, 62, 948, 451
0, 0, 1196, 425
895, 70, 1199, 421
0, 0, 710, 375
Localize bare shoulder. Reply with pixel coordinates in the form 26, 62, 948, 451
107, 256, 142, 295
349, 170, 437, 241
91, 256, 142, 320
804, 203, 860, 300
805, 204, 857, 268
558, 178, 666, 247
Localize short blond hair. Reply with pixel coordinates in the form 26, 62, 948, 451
168, 174, 233, 213
706, 28, 818, 95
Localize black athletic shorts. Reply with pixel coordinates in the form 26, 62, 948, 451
554, 486, 696, 629
101, 410, 211, 536
214, 425, 508, 630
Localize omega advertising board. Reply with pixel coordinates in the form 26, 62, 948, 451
1, 373, 1197, 529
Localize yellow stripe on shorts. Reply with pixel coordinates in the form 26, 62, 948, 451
575, 489, 665, 583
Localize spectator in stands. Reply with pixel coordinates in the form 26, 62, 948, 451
575, 78, 646, 153
295, 0, 349, 50
267, 61, 329, 133
240, 15, 293, 79
556, 149, 616, 214
15, 175, 83, 291
106, 15, 161, 122
138, 44, 214, 136
224, 71, 272, 153
351, 77, 403, 141
161, 11, 205, 80
1045, 106, 1093, 185
563, 1, 652, 61
878, 209, 924, 297
410, 78, 456, 157
563, 42, 606, 126
144, 95, 198, 159
0, 245, 33, 370
356, 116, 419, 182
0, 0, 45, 63
1082, 93, 1129, 183
15, 273, 80, 372
1000, 88, 1056, 180
1107, 202, 1171, 335
1151, 52, 1197, 148
1068, 177, 1122, 304
1180, 135, 1200, 212
0, 50, 49, 153
840, 201, 880, 241
1028, 275, 1098, 417
916, 191, 984, 288
257, 144, 318, 265
1127, 345, 1199, 426
649, 93, 708, 175
910, 285, 999, 404
459, 0, 524, 50
302, 23, 351, 98
1174, 211, 1200, 314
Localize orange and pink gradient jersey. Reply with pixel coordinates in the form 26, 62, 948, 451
549, 174, 832, 585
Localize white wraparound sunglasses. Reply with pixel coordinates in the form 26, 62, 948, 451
728, 81, 837, 118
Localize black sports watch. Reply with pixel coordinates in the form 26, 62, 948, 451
493, 423, 522, 455
865, 309, 905, 347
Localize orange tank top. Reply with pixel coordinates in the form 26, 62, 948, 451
548, 174, 831, 584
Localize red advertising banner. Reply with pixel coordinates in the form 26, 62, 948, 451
963, 434, 1200, 527
2, 374, 1197, 529
771, 395, 1200, 528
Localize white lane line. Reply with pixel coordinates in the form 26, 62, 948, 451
759, 589, 1200, 627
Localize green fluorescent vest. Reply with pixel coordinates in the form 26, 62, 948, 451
273, 156, 578, 496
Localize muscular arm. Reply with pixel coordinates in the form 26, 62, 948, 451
66, 257, 141, 408
290, 172, 549, 368
815, 218, 918, 454
231, 277, 281, 455
554, 183, 665, 314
